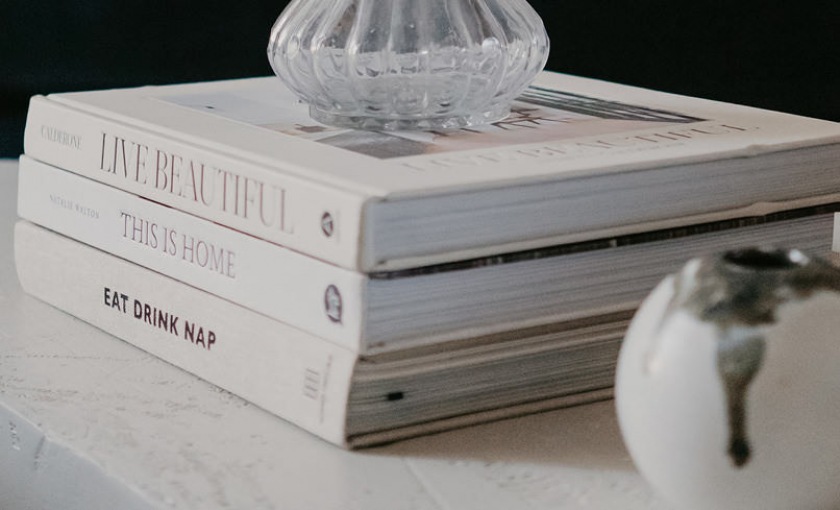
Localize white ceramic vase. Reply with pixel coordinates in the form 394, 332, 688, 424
267, 0, 549, 131
616, 247, 840, 510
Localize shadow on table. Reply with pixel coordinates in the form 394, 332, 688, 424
368, 400, 634, 472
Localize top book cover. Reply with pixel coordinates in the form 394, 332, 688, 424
24, 71, 840, 272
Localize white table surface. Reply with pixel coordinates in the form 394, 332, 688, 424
0, 159, 669, 510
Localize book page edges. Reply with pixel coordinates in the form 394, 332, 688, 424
365, 192, 840, 272
348, 387, 614, 448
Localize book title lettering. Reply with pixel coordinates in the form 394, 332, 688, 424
403, 123, 755, 171
49, 194, 100, 220
120, 212, 237, 279
99, 132, 293, 235
40, 125, 82, 150
103, 287, 216, 350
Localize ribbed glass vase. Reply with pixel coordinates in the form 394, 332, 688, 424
267, 0, 549, 130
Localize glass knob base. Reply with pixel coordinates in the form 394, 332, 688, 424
309, 104, 510, 131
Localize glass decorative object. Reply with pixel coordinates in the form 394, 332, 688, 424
267, 0, 549, 130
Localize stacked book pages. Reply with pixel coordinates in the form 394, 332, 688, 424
16, 71, 840, 448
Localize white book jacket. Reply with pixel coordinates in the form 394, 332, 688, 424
23, 71, 840, 272
18, 155, 367, 351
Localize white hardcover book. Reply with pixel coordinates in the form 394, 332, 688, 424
18, 155, 840, 353
18, 155, 367, 350
23, 71, 840, 272
14, 220, 356, 446
15, 220, 623, 448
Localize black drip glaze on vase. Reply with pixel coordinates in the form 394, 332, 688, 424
681, 247, 840, 467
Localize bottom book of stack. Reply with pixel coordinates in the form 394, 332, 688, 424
15, 220, 628, 448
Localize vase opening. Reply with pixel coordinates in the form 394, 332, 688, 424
721, 247, 808, 272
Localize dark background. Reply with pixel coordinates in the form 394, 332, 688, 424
2, 1, 838, 157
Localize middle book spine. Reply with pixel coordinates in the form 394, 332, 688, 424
17, 155, 369, 352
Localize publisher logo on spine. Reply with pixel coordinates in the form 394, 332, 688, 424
321, 212, 335, 238
303, 368, 322, 400
324, 285, 342, 323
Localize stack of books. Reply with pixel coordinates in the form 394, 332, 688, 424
16, 71, 840, 448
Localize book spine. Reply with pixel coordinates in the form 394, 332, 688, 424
14, 220, 358, 447
17, 155, 368, 351
22, 95, 368, 271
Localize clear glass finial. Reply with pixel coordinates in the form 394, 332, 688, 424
267, 0, 549, 131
